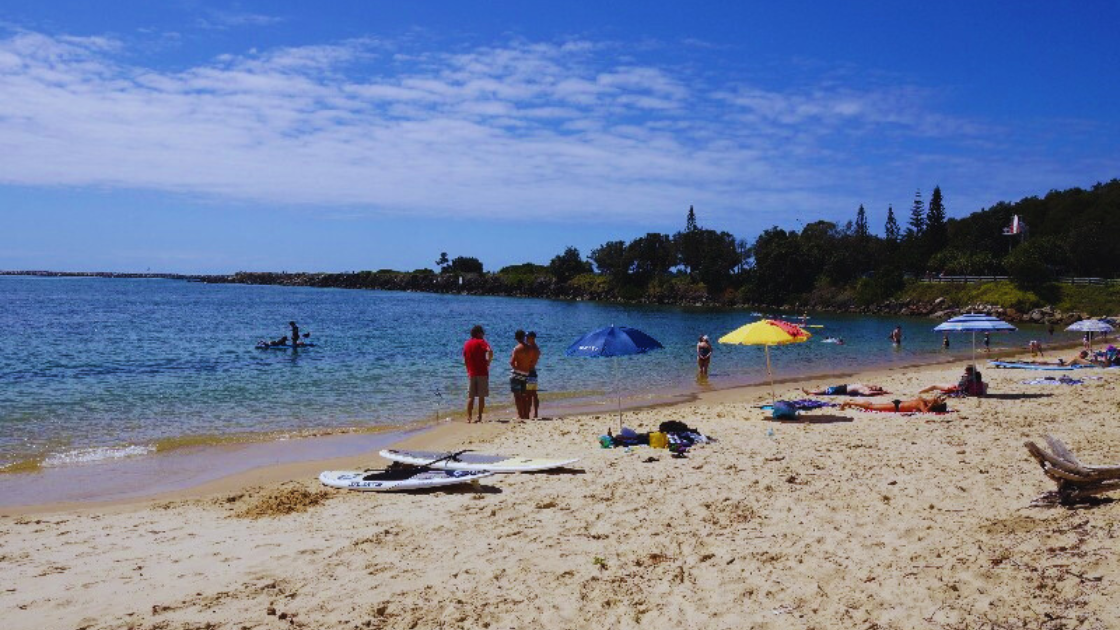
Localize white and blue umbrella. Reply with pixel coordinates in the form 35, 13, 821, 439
934, 313, 1017, 365
1066, 319, 1113, 333
1066, 319, 1114, 350
566, 325, 664, 429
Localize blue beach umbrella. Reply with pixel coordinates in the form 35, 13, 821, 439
934, 313, 1017, 365
566, 325, 664, 429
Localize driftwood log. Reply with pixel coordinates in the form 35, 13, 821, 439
1025, 435, 1120, 504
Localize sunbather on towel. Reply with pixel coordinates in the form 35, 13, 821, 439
801, 383, 887, 396
841, 394, 949, 413
1065, 350, 1103, 367
1009, 352, 1099, 367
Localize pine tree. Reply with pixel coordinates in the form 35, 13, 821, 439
678, 206, 702, 277
854, 204, 869, 238
906, 189, 925, 238
884, 205, 900, 242
925, 186, 947, 249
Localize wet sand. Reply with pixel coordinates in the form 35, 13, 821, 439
0, 340, 1065, 510
3, 349, 1119, 629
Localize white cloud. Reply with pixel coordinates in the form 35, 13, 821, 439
196, 10, 285, 30
0, 29, 1113, 231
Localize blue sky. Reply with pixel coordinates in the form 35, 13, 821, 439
2, 1, 1118, 273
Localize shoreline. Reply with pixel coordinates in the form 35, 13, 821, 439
0, 339, 1083, 515
4, 343, 1120, 628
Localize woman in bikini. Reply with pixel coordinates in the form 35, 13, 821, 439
696, 335, 713, 376
840, 394, 948, 413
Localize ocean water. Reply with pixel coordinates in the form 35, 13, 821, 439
0, 276, 1049, 470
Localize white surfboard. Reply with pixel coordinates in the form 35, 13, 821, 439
319, 468, 492, 492
379, 449, 579, 473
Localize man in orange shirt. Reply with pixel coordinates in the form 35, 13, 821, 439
462, 325, 493, 423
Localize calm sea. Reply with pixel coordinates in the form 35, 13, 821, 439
0, 276, 1048, 471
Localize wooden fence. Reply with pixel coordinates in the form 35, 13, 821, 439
920, 275, 1120, 286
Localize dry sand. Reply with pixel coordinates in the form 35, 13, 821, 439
3, 355, 1120, 629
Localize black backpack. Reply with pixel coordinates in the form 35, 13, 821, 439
658, 420, 695, 434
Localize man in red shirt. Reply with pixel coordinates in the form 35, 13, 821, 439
462, 325, 493, 423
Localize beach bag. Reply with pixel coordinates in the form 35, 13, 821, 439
649, 432, 668, 449
771, 401, 798, 420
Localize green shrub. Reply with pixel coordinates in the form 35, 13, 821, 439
568, 273, 611, 296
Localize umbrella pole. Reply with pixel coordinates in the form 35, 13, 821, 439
972, 331, 977, 367
614, 356, 622, 432
766, 344, 775, 406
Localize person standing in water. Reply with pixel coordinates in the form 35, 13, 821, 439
462, 325, 493, 423
696, 335, 713, 375
889, 326, 902, 346
942, 333, 950, 349
983, 332, 991, 353
509, 330, 532, 419
525, 331, 541, 419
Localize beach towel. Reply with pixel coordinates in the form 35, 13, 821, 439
860, 409, 955, 417
759, 399, 836, 411
1022, 376, 1084, 386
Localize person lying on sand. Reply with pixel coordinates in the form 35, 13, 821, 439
801, 383, 887, 396
1065, 351, 1102, 367
1002, 351, 1099, 367
840, 394, 948, 413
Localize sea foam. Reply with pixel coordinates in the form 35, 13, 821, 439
42, 444, 157, 467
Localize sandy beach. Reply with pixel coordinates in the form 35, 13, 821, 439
3, 352, 1120, 630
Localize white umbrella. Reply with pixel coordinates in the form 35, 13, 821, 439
1066, 319, 1114, 351
934, 313, 1017, 366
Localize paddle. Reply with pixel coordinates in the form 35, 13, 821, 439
367, 449, 474, 472
421, 449, 473, 467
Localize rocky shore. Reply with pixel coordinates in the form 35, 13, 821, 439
8, 270, 1112, 321
839, 297, 1103, 325
205, 271, 1115, 322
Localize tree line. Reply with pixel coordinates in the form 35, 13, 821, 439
430, 180, 1120, 306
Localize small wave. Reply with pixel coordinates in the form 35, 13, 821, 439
42, 444, 157, 467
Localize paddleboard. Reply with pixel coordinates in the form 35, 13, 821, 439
989, 361, 1074, 371
380, 449, 579, 473
257, 343, 316, 350
319, 468, 492, 492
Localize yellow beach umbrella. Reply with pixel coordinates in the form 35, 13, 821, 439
719, 319, 811, 404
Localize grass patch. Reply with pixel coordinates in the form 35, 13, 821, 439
899, 281, 1120, 315
1054, 285, 1120, 315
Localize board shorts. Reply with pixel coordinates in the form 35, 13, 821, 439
510, 370, 529, 393
526, 369, 538, 392
468, 375, 489, 398
825, 384, 847, 395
